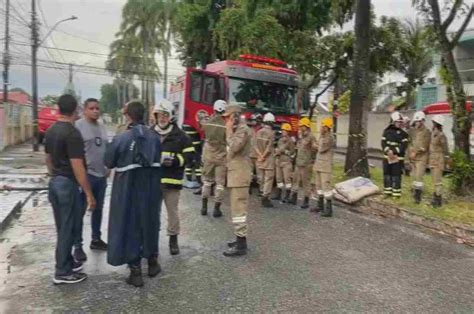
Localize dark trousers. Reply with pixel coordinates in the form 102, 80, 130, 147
383, 160, 402, 197
48, 176, 82, 276
75, 174, 107, 247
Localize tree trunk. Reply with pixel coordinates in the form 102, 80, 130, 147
344, 0, 371, 177
442, 48, 471, 159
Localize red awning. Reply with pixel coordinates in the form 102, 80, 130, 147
422, 101, 472, 114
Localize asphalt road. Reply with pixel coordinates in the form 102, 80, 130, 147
0, 186, 473, 313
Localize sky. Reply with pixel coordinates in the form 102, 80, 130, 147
0, 0, 470, 101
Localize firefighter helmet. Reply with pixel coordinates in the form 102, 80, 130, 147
432, 114, 445, 126
263, 112, 275, 123
321, 117, 333, 129
299, 117, 311, 128
281, 123, 292, 131
213, 100, 227, 113
413, 111, 426, 122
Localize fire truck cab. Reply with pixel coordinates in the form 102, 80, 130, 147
169, 54, 305, 138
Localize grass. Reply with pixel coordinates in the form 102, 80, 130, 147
332, 163, 474, 228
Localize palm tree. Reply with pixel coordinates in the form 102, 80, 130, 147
397, 19, 433, 109
108, 0, 166, 111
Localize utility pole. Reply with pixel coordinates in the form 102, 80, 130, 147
2, 0, 10, 105
31, 0, 40, 152
68, 63, 73, 84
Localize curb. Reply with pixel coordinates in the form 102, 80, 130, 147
347, 197, 474, 246
0, 192, 34, 233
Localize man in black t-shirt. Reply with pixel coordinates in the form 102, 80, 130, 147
45, 94, 96, 285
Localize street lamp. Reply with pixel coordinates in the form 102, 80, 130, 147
31, 7, 78, 152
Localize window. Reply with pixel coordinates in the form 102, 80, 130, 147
190, 72, 202, 102
202, 75, 218, 104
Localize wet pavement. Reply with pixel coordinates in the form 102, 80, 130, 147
0, 183, 473, 313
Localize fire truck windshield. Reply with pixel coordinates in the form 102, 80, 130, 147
228, 77, 297, 115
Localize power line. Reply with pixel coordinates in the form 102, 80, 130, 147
9, 3, 30, 26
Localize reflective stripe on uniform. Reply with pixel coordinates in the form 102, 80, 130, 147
384, 155, 404, 160
177, 154, 185, 167
161, 178, 184, 185
215, 185, 225, 190
232, 216, 247, 223
192, 141, 201, 145
277, 183, 284, 188
185, 130, 198, 135
183, 146, 195, 153
116, 163, 161, 173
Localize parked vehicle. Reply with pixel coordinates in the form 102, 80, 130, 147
168, 54, 307, 137
38, 107, 59, 143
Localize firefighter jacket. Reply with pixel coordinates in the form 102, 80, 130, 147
429, 129, 449, 169
411, 125, 431, 162
313, 131, 334, 173
249, 125, 262, 159
227, 122, 252, 188
275, 135, 295, 165
202, 114, 227, 165
295, 133, 318, 167
154, 124, 195, 189
381, 124, 409, 160
255, 126, 275, 170
183, 124, 202, 159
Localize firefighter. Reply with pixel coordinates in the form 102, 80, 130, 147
290, 117, 318, 208
310, 117, 334, 217
256, 112, 276, 208
409, 111, 431, 204
222, 104, 252, 257
248, 113, 263, 195
153, 100, 195, 255
273, 123, 295, 203
182, 123, 203, 191
201, 100, 227, 217
404, 116, 415, 177
428, 115, 449, 208
381, 112, 409, 198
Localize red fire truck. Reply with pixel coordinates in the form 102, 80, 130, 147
169, 54, 306, 137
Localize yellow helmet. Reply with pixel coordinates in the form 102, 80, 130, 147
281, 123, 292, 131
321, 117, 333, 129
299, 117, 311, 128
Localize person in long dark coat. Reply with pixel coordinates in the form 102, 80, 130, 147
105, 101, 162, 287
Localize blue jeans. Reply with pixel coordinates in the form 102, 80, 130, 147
48, 176, 82, 276
74, 174, 107, 247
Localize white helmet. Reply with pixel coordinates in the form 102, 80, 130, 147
213, 99, 227, 113
391, 111, 403, 122
263, 112, 275, 123
432, 114, 445, 126
413, 111, 426, 122
154, 99, 174, 116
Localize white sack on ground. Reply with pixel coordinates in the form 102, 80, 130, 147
334, 177, 379, 204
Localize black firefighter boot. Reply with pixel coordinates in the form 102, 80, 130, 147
262, 196, 274, 208
289, 192, 298, 205
127, 264, 144, 287
148, 255, 161, 277
310, 196, 324, 213
431, 193, 442, 208
282, 189, 291, 203
169, 235, 180, 255
213, 202, 223, 217
414, 189, 422, 204
300, 197, 310, 209
271, 188, 282, 201
321, 199, 333, 217
201, 198, 208, 216
223, 236, 248, 257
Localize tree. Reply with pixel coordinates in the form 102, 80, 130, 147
413, 0, 473, 159
41, 95, 58, 106
100, 80, 139, 120
108, 0, 165, 113
344, 0, 372, 177
397, 19, 434, 109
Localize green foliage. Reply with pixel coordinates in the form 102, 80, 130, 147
99, 80, 139, 117
449, 150, 474, 195
41, 95, 58, 107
